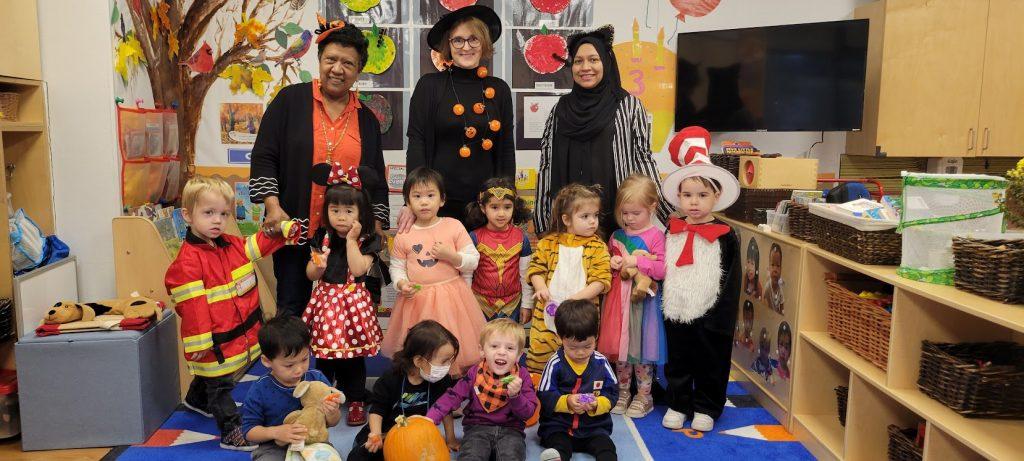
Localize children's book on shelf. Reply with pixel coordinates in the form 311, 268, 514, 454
233, 182, 263, 237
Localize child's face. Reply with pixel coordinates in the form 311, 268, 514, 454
562, 200, 600, 237
481, 331, 520, 375
561, 335, 596, 363
778, 340, 791, 362
483, 197, 515, 231
677, 178, 720, 221
261, 349, 310, 387
770, 251, 782, 281
183, 191, 232, 243
619, 200, 654, 231
746, 258, 756, 278
413, 343, 457, 377
407, 182, 444, 222
327, 203, 359, 235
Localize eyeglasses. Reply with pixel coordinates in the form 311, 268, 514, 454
450, 36, 482, 49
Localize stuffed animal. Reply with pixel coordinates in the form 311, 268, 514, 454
620, 250, 659, 302
279, 380, 345, 447
43, 296, 165, 324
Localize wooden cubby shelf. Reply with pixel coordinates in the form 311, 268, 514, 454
792, 336, 849, 461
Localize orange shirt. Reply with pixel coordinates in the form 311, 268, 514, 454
310, 81, 362, 237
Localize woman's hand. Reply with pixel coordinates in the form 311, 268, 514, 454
263, 200, 290, 235
347, 221, 363, 241
396, 206, 414, 234
364, 432, 383, 453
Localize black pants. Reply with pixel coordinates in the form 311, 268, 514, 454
663, 319, 733, 419
347, 426, 383, 461
185, 375, 240, 435
272, 243, 314, 317
541, 432, 616, 461
439, 199, 469, 222
317, 357, 368, 403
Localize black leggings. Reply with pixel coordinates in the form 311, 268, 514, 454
316, 357, 368, 403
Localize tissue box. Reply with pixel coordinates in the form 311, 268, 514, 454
739, 157, 819, 189
15, 312, 180, 450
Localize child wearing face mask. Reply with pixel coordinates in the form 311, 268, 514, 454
347, 320, 460, 461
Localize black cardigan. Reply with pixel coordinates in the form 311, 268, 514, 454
249, 83, 389, 240
406, 67, 515, 202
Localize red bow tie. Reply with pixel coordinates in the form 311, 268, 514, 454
668, 218, 730, 266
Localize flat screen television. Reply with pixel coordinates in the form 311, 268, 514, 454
675, 19, 869, 132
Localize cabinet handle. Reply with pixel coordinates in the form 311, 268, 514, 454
968, 128, 975, 151
982, 128, 990, 150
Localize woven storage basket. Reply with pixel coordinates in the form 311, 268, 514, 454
834, 385, 848, 427
917, 341, 1024, 419
789, 203, 818, 243
0, 92, 18, 122
710, 153, 740, 178
952, 236, 1024, 304
887, 425, 923, 461
724, 188, 794, 223
826, 278, 892, 370
813, 213, 902, 265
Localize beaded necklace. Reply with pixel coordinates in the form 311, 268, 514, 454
447, 65, 500, 158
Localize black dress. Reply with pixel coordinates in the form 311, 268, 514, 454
406, 66, 516, 220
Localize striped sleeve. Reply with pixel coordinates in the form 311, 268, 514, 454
614, 96, 674, 226
534, 107, 558, 236
165, 255, 213, 353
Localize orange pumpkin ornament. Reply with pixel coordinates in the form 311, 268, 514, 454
465, 126, 477, 139
481, 139, 493, 151
473, 102, 486, 114
476, 66, 488, 78
452, 104, 465, 116
459, 145, 471, 158
383, 415, 450, 461
526, 373, 542, 427
489, 119, 501, 132
484, 87, 496, 99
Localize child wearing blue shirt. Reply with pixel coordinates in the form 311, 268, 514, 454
241, 316, 343, 460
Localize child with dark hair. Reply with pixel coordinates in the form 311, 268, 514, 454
349, 320, 460, 461
465, 177, 535, 322
764, 243, 784, 314
744, 238, 763, 300
537, 300, 618, 461
241, 316, 342, 460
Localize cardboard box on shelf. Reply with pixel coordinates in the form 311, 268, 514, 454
740, 157, 819, 189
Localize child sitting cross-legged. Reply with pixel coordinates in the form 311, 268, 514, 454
538, 300, 618, 461
420, 318, 537, 461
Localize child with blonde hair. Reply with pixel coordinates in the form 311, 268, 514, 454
598, 174, 667, 418
526, 183, 611, 373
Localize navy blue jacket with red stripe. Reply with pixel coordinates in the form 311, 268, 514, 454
537, 348, 619, 439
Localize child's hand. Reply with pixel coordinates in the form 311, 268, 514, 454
396, 280, 419, 298
622, 254, 639, 269
446, 435, 460, 452
610, 255, 623, 270
346, 221, 363, 241
273, 423, 308, 445
567, 394, 587, 414
533, 288, 551, 303
319, 393, 342, 417
506, 375, 523, 398
521, 307, 533, 324
311, 248, 330, 269
430, 241, 457, 264
364, 432, 383, 453
186, 349, 211, 361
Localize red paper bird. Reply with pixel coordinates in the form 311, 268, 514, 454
181, 41, 214, 74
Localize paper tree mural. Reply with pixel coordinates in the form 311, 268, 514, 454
613, 19, 676, 152
112, 0, 305, 181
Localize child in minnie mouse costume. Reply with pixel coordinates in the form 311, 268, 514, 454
659, 126, 741, 433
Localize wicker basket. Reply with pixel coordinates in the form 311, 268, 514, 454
724, 188, 794, 223
917, 341, 1024, 419
952, 236, 1024, 304
710, 153, 740, 178
789, 203, 817, 243
813, 213, 902, 265
0, 92, 18, 122
0, 298, 12, 342
835, 385, 848, 427
887, 425, 923, 461
826, 278, 892, 370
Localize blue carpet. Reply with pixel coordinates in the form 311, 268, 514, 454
115, 364, 811, 460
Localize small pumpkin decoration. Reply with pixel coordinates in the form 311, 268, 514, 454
526, 372, 542, 427
459, 145, 471, 158
452, 104, 465, 116
465, 126, 477, 139
484, 87, 495, 99
473, 102, 486, 114
489, 119, 501, 132
476, 65, 489, 79
383, 415, 450, 461
481, 139, 494, 151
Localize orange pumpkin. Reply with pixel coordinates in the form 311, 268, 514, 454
473, 102, 486, 114
465, 126, 477, 138
489, 119, 501, 132
526, 373, 542, 427
452, 104, 465, 116
459, 145, 471, 158
383, 415, 450, 461
484, 87, 496, 99
476, 66, 489, 78
481, 139, 493, 151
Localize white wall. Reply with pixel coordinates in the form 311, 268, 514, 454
38, 0, 121, 300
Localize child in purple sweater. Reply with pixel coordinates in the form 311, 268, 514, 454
423, 318, 537, 460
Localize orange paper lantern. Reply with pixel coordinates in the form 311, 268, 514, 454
383, 415, 450, 461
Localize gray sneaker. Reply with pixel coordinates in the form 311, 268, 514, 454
540, 448, 562, 461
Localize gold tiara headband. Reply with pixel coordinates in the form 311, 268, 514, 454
480, 186, 515, 201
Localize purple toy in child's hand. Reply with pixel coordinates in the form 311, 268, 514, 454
545, 301, 559, 317
578, 394, 595, 404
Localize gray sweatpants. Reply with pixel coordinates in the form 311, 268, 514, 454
457, 425, 526, 461
251, 442, 288, 461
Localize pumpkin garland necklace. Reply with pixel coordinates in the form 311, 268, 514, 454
448, 64, 500, 158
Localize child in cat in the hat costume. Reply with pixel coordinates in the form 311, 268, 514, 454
659, 126, 742, 433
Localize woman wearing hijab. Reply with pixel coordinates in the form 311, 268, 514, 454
534, 26, 672, 238
400, 5, 515, 225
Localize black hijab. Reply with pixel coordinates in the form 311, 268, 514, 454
554, 27, 628, 141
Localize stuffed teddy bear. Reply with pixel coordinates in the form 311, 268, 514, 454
43, 297, 165, 324
279, 380, 345, 446
620, 250, 659, 302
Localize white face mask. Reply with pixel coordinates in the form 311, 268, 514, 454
420, 361, 451, 383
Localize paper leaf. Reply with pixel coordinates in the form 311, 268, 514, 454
111, 4, 119, 25
283, 22, 304, 36
541, 24, 549, 35
275, 28, 288, 48
300, 70, 313, 83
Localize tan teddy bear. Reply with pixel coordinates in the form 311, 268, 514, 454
278, 380, 345, 446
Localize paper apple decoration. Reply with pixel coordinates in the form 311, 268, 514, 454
342, 0, 381, 13
524, 26, 568, 75
362, 25, 396, 75
531, 0, 571, 14
439, 0, 477, 12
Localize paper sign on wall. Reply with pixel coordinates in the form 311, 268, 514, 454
386, 164, 406, 193
516, 168, 538, 190
522, 96, 560, 139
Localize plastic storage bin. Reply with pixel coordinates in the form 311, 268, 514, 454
0, 369, 18, 439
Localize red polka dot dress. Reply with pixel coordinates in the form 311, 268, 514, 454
302, 229, 383, 360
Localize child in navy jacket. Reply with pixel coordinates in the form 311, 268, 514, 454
537, 300, 618, 461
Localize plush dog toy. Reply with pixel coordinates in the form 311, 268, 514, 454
43, 297, 165, 324
279, 380, 345, 447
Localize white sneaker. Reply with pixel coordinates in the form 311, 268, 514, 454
662, 408, 687, 429
612, 392, 631, 415
540, 448, 562, 461
692, 412, 715, 432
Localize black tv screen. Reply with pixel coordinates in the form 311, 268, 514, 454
675, 19, 868, 132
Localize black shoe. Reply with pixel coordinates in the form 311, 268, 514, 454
219, 427, 257, 452
182, 396, 213, 418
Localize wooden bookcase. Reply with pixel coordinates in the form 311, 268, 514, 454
720, 215, 1024, 460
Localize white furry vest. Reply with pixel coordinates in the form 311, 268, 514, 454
663, 231, 723, 323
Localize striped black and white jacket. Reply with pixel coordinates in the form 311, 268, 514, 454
533, 94, 673, 234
